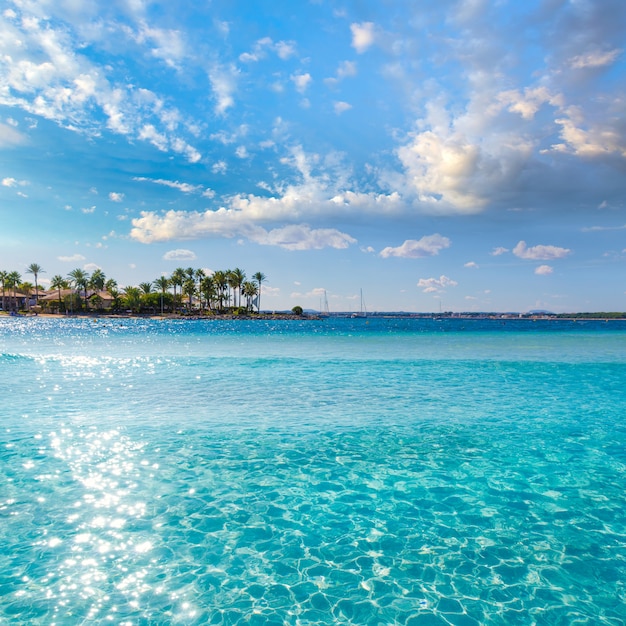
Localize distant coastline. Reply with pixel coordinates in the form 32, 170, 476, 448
2, 311, 625, 321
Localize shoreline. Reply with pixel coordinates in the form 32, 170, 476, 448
0, 311, 320, 321
2, 311, 625, 321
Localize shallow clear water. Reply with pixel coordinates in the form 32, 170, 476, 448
1, 317, 626, 624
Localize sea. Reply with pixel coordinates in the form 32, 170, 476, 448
1, 316, 625, 625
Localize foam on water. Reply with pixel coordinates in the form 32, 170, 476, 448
1, 317, 626, 624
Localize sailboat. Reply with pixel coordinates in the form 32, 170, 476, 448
319, 290, 330, 317
352, 289, 367, 318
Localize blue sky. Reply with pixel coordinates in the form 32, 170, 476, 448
1, 0, 625, 313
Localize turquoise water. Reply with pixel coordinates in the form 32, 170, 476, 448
1, 317, 626, 625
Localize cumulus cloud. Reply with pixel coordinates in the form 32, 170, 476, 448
513, 241, 571, 260
129, 145, 407, 247
163, 249, 196, 261
535, 265, 553, 275
291, 73, 312, 93
380, 234, 450, 259
491, 247, 509, 256
417, 275, 458, 293
396, 127, 534, 213
350, 22, 376, 53
548, 105, 626, 158
109, 192, 124, 202
495, 86, 563, 121
464, 261, 479, 268
58, 254, 86, 262
131, 208, 356, 251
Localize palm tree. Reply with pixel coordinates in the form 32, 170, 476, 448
122, 286, 142, 313
6, 271, 21, 311
182, 278, 196, 312
200, 275, 216, 312
253, 272, 266, 313
153, 276, 170, 315
26, 263, 44, 305
109, 286, 121, 312
228, 267, 246, 308
170, 268, 186, 313
105, 278, 118, 292
50, 275, 67, 313
212, 270, 228, 312
139, 282, 153, 295
68, 268, 89, 310
242, 281, 258, 312
89, 268, 106, 292
195, 268, 206, 311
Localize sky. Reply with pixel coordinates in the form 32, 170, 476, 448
0, 0, 625, 313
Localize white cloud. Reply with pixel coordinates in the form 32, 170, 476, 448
132, 208, 356, 251
291, 73, 312, 93
251, 224, 356, 251
535, 265, 553, 275
81, 206, 96, 214
208, 64, 238, 115
464, 261, 479, 268
133, 176, 212, 196
380, 234, 450, 259
291, 286, 328, 299
109, 192, 124, 202
513, 241, 571, 261
325, 61, 357, 86
239, 37, 296, 62
350, 22, 376, 53
548, 105, 626, 158
417, 275, 458, 293
491, 247, 509, 256
334, 101, 352, 115
58, 254, 86, 262
133, 22, 186, 69
84, 262, 101, 272
2, 177, 28, 187
130, 145, 407, 246
212, 161, 227, 174
495, 87, 562, 121
396, 128, 533, 213
163, 249, 196, 261
275, 41, 296, 60
582, 223, 626, 232
0, 13, 201, 161
569, 48, 622, 69
138, 124, 168, 151
336, 61, 357, 79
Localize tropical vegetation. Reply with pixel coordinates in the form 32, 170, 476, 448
0, 263, 287, 316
